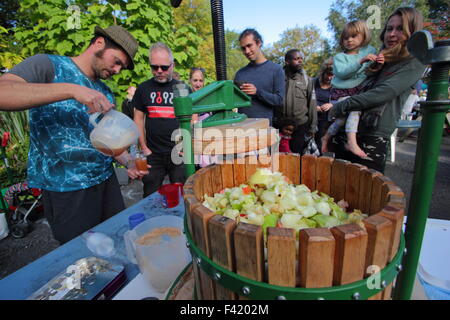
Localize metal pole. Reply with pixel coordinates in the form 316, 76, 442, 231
394, 34, 450, 300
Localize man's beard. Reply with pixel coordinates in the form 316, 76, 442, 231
93, 49, 109, 80
154, 75, 173, 83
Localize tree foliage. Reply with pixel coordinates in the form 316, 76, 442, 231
6, 0, 203, 106
173, 0, 215, 82
225, 29, 248, 80
326, 0, 430, 51
265, 25, 331, 77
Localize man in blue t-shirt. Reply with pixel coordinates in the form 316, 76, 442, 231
234, 29, 285, 124
0, 26, 147, 244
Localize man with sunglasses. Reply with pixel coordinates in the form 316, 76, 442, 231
132, 42, 187, 197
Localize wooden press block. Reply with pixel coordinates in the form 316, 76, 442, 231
331, 159, 350, 202
267, 227, 297, 287
234, 223, 265, 282
370, 175, 394, 215
193, 118, 270, 155
301, 154, 317, 190
379, 205, 405, 261
316, 156, 334, 195
358, 169, 382, 215
299, 228, 335, 288
208, 215, 238, 300
331, 224, 368, 285
345, 163, 367, 212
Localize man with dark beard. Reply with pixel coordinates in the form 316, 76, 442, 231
280, 49, 317, 154
0, 25, 147, 244
132, 42, 186, 197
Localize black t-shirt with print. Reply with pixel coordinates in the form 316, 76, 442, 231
131, 78, 181, 155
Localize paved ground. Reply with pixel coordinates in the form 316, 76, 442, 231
1, 130, 449, 283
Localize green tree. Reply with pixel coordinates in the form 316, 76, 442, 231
266, 25, 329, 76
225, 29, 248, 80
173, 0, 215, 82
326, 0, 430, 50
11, 0, 202, 106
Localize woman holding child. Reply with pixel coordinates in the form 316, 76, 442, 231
327, 7, 426, 173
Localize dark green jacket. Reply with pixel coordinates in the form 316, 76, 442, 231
330, 57, 425, 138
281, 68, 317, 133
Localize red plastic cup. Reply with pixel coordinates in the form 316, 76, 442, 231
158, 184, 180, 208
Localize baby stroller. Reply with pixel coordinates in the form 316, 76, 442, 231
3, 181, 43, 238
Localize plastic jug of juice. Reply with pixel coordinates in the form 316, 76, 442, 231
89, 110, 139, 156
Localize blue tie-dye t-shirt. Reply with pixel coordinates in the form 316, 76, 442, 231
11, 55, 114, 192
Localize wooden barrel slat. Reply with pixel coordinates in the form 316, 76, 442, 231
233, 158, 247, 186
191, 206, 216, 299
267, 227, 297, 287
379, 205, 405, 262
277, 153, 289, 183
358, 169, 382, 215
381, 184, 404, 209
316, 156, 334, 195
244, 155, 259, 182
331, 224, 368, 285
221, 161, 235, 190
209, 164, 223, 194
370, 176, 394, 215
208, 215, 238, 300
345, 164, 366, 212
301, 155, 316, 190
234, 222, 265, 299
299, 228, 335, 288
378, 204, 405, 300
363, 215, 393, 300
331, 159, 350, 202
387, 194, 406, 209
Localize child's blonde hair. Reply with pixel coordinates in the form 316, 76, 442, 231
339, 20, 371, 52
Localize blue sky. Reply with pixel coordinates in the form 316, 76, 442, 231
223, 0, 336, 45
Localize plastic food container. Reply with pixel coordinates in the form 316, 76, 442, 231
128, 215, 191, 293
416, 218, 450, 300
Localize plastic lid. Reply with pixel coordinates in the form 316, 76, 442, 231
129, 213, 146, 230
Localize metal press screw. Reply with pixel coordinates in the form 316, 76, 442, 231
352, 292, 361, 300
397, 265, 403, 272
381, 281, 387, 289
213, 272, 221, 281
276, 296, 286, 300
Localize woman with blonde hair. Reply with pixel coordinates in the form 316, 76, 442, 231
328, 7, 426, 172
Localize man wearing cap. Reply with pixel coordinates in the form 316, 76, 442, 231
279, 49, 317, 154
132, 42, 187, 197
0, 25, 146, 244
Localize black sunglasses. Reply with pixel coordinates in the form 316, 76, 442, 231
150, 64, 172, 71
